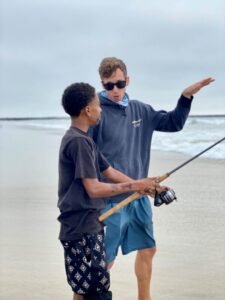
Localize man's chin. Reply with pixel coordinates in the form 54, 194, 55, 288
111, 97, 122, 102
107, 95, 122, 102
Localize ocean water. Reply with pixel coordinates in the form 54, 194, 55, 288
1, 115, 225, 160
152, 116, 225, 159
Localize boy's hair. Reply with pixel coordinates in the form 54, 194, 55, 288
62, 82, 95, 117
98, 57, 127, 79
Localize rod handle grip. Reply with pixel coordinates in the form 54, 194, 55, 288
98, 192, 141, 222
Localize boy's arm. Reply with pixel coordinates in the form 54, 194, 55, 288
102, 166, 134, 183
82, 175, 159, 199
103, 166, 159, 198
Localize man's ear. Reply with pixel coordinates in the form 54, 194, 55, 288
126, 76, 130, 87
101, 81, 105, 89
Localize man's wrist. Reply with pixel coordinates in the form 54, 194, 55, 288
182, 92, 193, 99
178, 94, 193, 108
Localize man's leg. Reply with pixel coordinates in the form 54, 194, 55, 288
107, 261, 114, 270
135, 247, 156, 300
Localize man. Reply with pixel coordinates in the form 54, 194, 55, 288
57, 82, 161, 300
89, 57, 214, 300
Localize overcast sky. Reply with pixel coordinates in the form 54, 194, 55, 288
0, 0, 224, 117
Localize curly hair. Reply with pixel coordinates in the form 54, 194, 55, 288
98, 57, 127, 79
62, 82, 95, 117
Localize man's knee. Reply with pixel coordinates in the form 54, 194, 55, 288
137, 247, 157, 261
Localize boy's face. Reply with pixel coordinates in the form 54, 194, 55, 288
101, 68, 129, 102
87, 95, 102, 126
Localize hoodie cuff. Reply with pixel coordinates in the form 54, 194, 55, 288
178, 94, 193, 108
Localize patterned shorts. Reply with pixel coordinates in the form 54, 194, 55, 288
61, 231, 110, 295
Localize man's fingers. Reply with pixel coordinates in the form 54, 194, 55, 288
200, 77, 215, 86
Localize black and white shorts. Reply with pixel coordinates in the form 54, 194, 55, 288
61, 231, 110, 295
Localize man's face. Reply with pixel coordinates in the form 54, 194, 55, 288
101, 68, 129, 102
87, 95, 102, 126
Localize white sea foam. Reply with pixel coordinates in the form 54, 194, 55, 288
4, 116, 225, 160
153, 116, 225, 159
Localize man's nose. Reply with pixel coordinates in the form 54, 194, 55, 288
112, 85, 119, 91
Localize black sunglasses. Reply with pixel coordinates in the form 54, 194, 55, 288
103, 80, 126, 91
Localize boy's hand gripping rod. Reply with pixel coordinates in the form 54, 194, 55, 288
99, 137, 225, 222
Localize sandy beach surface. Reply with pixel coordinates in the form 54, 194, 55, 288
0, 122, 225, 300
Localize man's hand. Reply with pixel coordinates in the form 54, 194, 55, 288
182, 77, 215, 99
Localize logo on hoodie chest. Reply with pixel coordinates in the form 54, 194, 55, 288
132, 119, 142, 128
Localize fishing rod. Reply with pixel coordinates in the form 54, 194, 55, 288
99, 136, 225, 222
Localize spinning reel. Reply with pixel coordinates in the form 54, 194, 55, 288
154, 189, 177, 207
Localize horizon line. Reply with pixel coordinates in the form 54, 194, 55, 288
0, 114, 224, 121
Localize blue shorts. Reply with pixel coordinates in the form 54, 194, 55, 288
102, 196, 156, 262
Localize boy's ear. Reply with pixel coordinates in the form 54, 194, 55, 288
84, 105, 90, 115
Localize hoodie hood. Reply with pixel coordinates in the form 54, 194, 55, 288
98, 91, 130, 107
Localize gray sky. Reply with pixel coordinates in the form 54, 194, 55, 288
0, 0, 224, 117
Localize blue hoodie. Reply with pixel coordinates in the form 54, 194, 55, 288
89, 92, 192, 203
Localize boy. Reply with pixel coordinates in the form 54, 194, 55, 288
57, 82, 161, 300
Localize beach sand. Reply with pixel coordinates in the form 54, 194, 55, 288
0, 122, 224, 300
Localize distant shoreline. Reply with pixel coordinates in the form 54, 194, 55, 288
0, 114, 224, 121
0, 116, 69, 121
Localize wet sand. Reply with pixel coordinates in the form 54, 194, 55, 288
0, 122, 224, 299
